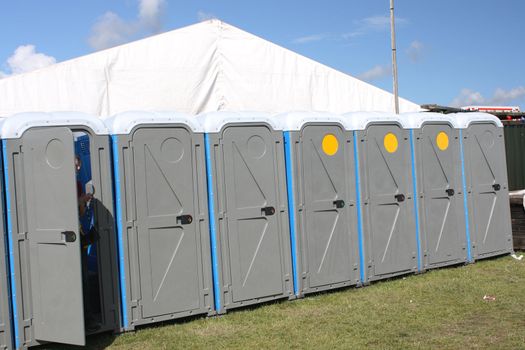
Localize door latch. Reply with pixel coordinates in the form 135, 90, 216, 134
493, 184, 501, 191
333, 200, 345, 208
446, 188, 455, 196
177, 215, 193, 225
62, 231, 77, 243
395, 194, 405, 202
262, 206, 276, 216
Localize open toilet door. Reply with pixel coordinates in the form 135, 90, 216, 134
23, 127, 86, 346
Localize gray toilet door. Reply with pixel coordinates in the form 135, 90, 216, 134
133, 127, 202, 318
365, 125, 414, 276
301, 125, 354, 287
23, 127, 85, 346
420, 124, 464, 265
468, 123, 512, 256
222, 126, 284, 302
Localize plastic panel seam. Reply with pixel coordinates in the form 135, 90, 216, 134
204, 134, 221, 312
352, 131, 366, 283
283, 132, 299, 296
409, 130, 422, 271
110, 135, 128, 328
459, 130, 473, 262
2, 140, 18, 349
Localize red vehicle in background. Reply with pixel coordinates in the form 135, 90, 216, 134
462, 106, 521, 120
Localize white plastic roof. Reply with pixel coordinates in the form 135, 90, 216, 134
0, 20, 421, 117
0, 112, 108, 139
273, 111, 350, 131
342, 112, 409, 130
453, 112, 503, 128
104, 111, 202, 134
402, 112, 459, 129
196, 111, 281, 133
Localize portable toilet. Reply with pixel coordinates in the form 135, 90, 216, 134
0, 254, 11, 350
0, 119, 13, 350
1, 112, 120, 348
105, 111, 214, 331
197, 112, 293, 313
404, 112, 468, 270
454, 112, 513, 260
275, 111, 361, 297
344, 112, 417, 283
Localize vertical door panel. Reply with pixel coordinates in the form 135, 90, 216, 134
133, 128, 201, 318
0, 149, 11, 349
23, 127, 85, 346
468, 124, 512, 255
365, 125, 414, 276
420, 125, 463, 265
222, 126, 284, 302
301, 125, 353, 287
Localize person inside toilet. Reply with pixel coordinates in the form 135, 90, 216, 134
75, 155, 100, 332
76, 156, 93, 216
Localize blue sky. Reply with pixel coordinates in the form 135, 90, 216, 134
1, 0, 524, 109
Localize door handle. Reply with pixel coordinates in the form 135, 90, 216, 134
395, 194, 405, 202
262, 206, 275, 216
493, 184, 501, 191
446, 189, 455, 196
62, 231, 77, 243
333, 200, 345, 208
176, 215, 193, 225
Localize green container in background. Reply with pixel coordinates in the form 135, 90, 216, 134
503, 121, 525, 191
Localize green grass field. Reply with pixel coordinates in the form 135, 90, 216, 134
53, 255, 524, 349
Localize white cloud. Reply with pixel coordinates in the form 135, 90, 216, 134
451, 86, 525, 107
360, 16, 391, 29
197, 10, 217, 22
451, 89, 485, 106
343, 15, 408, 41
0, 45, 56, 77
292, 33, 327, 44
491, 87, 525, 104
293, 14, 408, 45
358, 64, 391, 82
341, 31, 364, 40
88, 12, 135, 51
88, 0, 166, 50
407, 40, 424, 62
139, 0, 165, 31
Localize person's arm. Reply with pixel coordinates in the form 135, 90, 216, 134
78, 193, 93, 217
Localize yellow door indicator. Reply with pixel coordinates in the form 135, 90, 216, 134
383, 133, 398, 153
322, 134, 339, 156
436, 131, 449, 151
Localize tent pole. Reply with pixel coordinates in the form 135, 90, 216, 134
390, 0, 400, 114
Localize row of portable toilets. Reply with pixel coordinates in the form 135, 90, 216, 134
0, 110, 513, 349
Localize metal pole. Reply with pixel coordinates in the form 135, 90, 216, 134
390, 0, 399, 114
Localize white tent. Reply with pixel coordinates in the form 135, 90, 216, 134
0, 20, 420, 117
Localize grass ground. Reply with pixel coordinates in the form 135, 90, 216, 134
53, 255, 524, 349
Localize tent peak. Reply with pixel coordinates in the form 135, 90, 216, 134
0, 18, 421, 116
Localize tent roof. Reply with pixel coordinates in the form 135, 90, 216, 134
0, 20, 421, 117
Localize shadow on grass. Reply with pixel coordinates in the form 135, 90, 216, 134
35, 313, 212, 349
35, 253, 518, 349
33, 331, 116, 350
